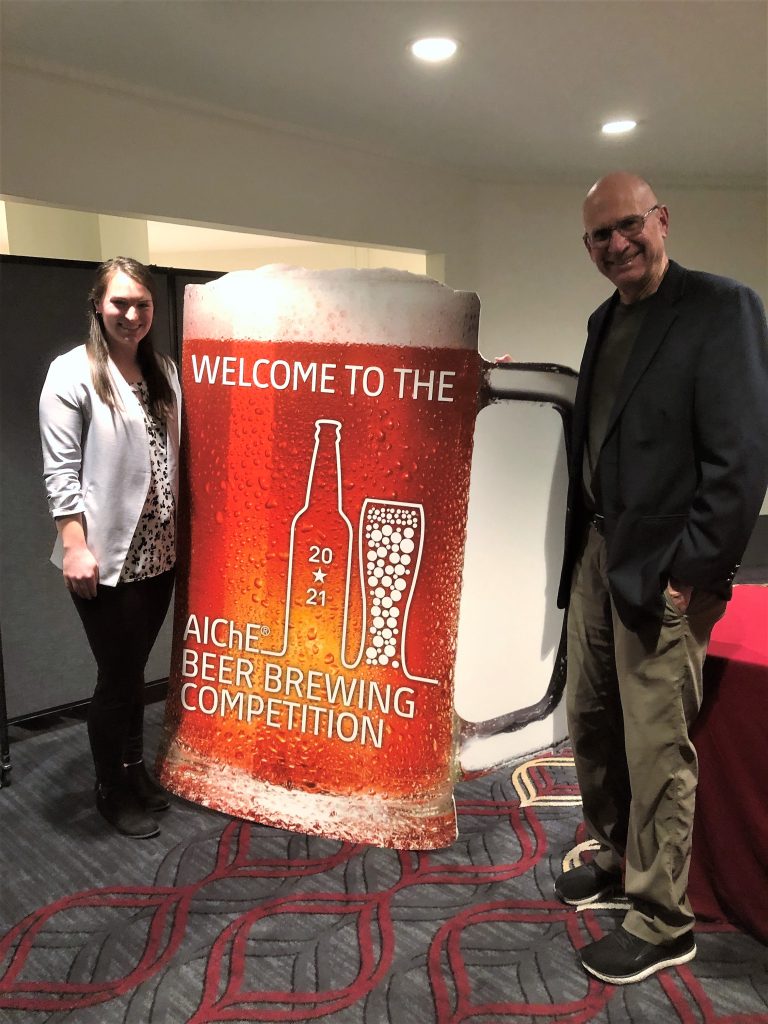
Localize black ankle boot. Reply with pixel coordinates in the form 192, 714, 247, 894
124, 761, 170, 813
96, 782, 160, 838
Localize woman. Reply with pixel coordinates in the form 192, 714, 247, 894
39, 257, 182, 839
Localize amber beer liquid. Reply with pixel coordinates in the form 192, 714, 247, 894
157, 267, 483, 848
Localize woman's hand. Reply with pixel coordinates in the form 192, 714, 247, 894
63, 546, 100, 599
57, 515, 100, 599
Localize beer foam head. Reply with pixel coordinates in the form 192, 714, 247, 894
184, 265, 480, 350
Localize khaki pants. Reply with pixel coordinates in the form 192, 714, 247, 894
566, 524, 726, 943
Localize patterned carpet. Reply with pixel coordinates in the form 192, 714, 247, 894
1, 704, 766, 1024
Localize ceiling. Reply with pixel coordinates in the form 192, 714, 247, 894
2, 0, 766, 189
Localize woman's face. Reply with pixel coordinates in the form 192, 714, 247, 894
95, 269, 154, 351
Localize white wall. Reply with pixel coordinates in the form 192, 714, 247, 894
460, 183, 607, 366
662, 187, 767, 300
98, 214, 149, 262
150, 243, 426, 275
3, 202, 102, 260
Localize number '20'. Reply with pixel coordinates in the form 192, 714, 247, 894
309, 545, 333, 565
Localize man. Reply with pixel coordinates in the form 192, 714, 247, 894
555, 172, 768, 985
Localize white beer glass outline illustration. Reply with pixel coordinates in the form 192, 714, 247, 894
358, 498, 437, 685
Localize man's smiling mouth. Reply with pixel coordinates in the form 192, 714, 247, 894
610, 253, 639, 268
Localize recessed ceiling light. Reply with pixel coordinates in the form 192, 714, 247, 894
601, 119, 637, 135
410, 37, 458, 63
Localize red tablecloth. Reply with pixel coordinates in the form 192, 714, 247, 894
689, 585, 768, 941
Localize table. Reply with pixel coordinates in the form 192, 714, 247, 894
689, 584, 768, 941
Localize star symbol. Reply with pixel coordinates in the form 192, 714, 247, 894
312, 568, 327, 583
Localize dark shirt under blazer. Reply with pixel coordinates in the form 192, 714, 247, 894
558, 259, 768, 629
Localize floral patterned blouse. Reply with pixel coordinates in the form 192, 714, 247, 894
119, 381, 176, 582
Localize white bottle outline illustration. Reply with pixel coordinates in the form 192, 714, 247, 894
259, 418, 437, 684
259, 419, 357, 663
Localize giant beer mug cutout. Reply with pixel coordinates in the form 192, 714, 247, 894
157, 266, 575, 849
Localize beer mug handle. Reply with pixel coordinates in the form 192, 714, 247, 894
483, 359, 578, 412
456, 359, 578, 777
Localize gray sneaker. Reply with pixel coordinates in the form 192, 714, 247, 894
554, 862, 622, 906
580, 927, 696, 984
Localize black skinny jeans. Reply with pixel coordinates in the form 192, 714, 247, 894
71, 568, 175, 786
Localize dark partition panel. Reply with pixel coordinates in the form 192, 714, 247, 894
0, 256, 177, 725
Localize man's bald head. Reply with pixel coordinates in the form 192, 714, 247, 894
584, 173, 659, 221
582, 172, 669, 304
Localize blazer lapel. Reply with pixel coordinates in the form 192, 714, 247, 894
601, 262, 684, 444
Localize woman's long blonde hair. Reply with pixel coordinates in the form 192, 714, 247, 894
87, 257, 175, 421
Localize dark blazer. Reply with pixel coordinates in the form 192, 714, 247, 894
558, 259, 768, 629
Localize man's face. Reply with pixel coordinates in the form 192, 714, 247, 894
583, 184, 669, 302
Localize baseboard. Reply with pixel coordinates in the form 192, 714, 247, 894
8, 677, 169, 729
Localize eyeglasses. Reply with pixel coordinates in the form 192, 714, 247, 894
583, 205, 660, 247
